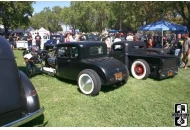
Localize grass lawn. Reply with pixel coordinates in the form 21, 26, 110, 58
14, 49, 190, 127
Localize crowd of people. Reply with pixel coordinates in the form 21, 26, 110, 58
1, 30, 190, 69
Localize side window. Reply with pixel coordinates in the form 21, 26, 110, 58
71, 47, 78, 58
57, 47, 69, 58
113, 45, 123, 51
90, 46, 103, 55
43, 36, 47, 39
132, 45, 144, 49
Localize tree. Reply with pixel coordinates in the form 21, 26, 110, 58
0, 1, 34, 37
30, 6, 62, 32
169, 1, 190, 31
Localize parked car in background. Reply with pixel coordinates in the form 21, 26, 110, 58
0, 36, 44, 126
44, 34, 64, 50
16, 36, 28, 49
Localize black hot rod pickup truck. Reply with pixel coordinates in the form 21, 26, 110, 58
109, 41, 179, 80
0, 36, 44, 127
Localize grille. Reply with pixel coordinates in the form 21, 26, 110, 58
162, 58, 178, 70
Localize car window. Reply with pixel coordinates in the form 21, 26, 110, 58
113, 45, 123, 51
43, 36, 48, 39
132, 45, 144, 49
71, 47, 78, 58
90, 46, 103, 55
57, 47, 69, 58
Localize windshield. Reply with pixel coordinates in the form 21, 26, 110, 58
50, 35, 60, 40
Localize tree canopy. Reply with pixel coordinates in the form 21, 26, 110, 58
0, 1, 34, 36
1, 1, 190, 34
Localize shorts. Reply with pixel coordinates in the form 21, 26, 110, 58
10, 42, 15, 45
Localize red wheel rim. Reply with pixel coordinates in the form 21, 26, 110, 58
134, 64, 144, 76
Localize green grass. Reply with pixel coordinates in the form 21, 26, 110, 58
14, 49, 190, 127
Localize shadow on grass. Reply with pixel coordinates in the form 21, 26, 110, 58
20, 114, 48, 127
18, 66, 127, 95
17, 66, 44, 78
56, 77, 126, 95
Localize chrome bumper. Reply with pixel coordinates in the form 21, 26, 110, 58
2, 107, 44, 127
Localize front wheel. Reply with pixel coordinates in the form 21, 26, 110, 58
26, 62, 36, 77
131, 59, 150, 80
78, 69, 101, 96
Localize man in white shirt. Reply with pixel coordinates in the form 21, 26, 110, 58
114, 33, 121, 42
126, 33, 133, 41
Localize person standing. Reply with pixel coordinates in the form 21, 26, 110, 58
27, 33, 33, 48
147, 37, 153, 48
9, 34, 14, 50
64, 33, 71, 42
114, 33, 121, 42
173, 34, 184, 57
126, 32, 133, 41
35, 32, 42, 50
104, 36, 111, 54
182, 33, 190, 69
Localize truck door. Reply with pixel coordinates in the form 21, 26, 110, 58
109, 44, 125, 63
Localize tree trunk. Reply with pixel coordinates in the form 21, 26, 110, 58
4, 26, 9, 39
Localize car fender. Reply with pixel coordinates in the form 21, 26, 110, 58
19, 70, 40, 114
82, 63, 107, 84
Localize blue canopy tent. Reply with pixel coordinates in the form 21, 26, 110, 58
138, 20, 188, 47
108, 30, 119, 33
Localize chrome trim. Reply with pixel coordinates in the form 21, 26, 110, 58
2, 107, 44, 127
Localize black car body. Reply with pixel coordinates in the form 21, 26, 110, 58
25, 41, 129, 96
0, 36, 44, 126
44, 34, 64, 50
109, 41, 179, 80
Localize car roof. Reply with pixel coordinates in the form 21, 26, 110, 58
0, 36, 15, 60
56, 41, 106, 47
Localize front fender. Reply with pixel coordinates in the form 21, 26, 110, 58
19, 71, 40, 114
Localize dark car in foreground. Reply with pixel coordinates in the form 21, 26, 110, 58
44, 34, 64, 50
0, 36, 44, 126
109, 41, 179, 80
25, 41, 129, 96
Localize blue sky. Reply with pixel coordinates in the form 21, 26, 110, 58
32, 1, 71, 14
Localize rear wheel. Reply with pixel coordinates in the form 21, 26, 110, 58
78, 69, 101, 96
26, 62, 35, 77
131, 59, 150, 80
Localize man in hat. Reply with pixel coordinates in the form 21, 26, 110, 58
35, 32, 42, 50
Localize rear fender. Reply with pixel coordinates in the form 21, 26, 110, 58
19, 71, 40, 114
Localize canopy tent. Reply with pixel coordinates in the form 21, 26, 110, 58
25, 27, 35, 32
138, 20, 188, 47
139, 20, 187, 31
12, 29, 24, 34
108, 30, 119, 33
37, 27, 50, 35
38, 27, 48, 32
